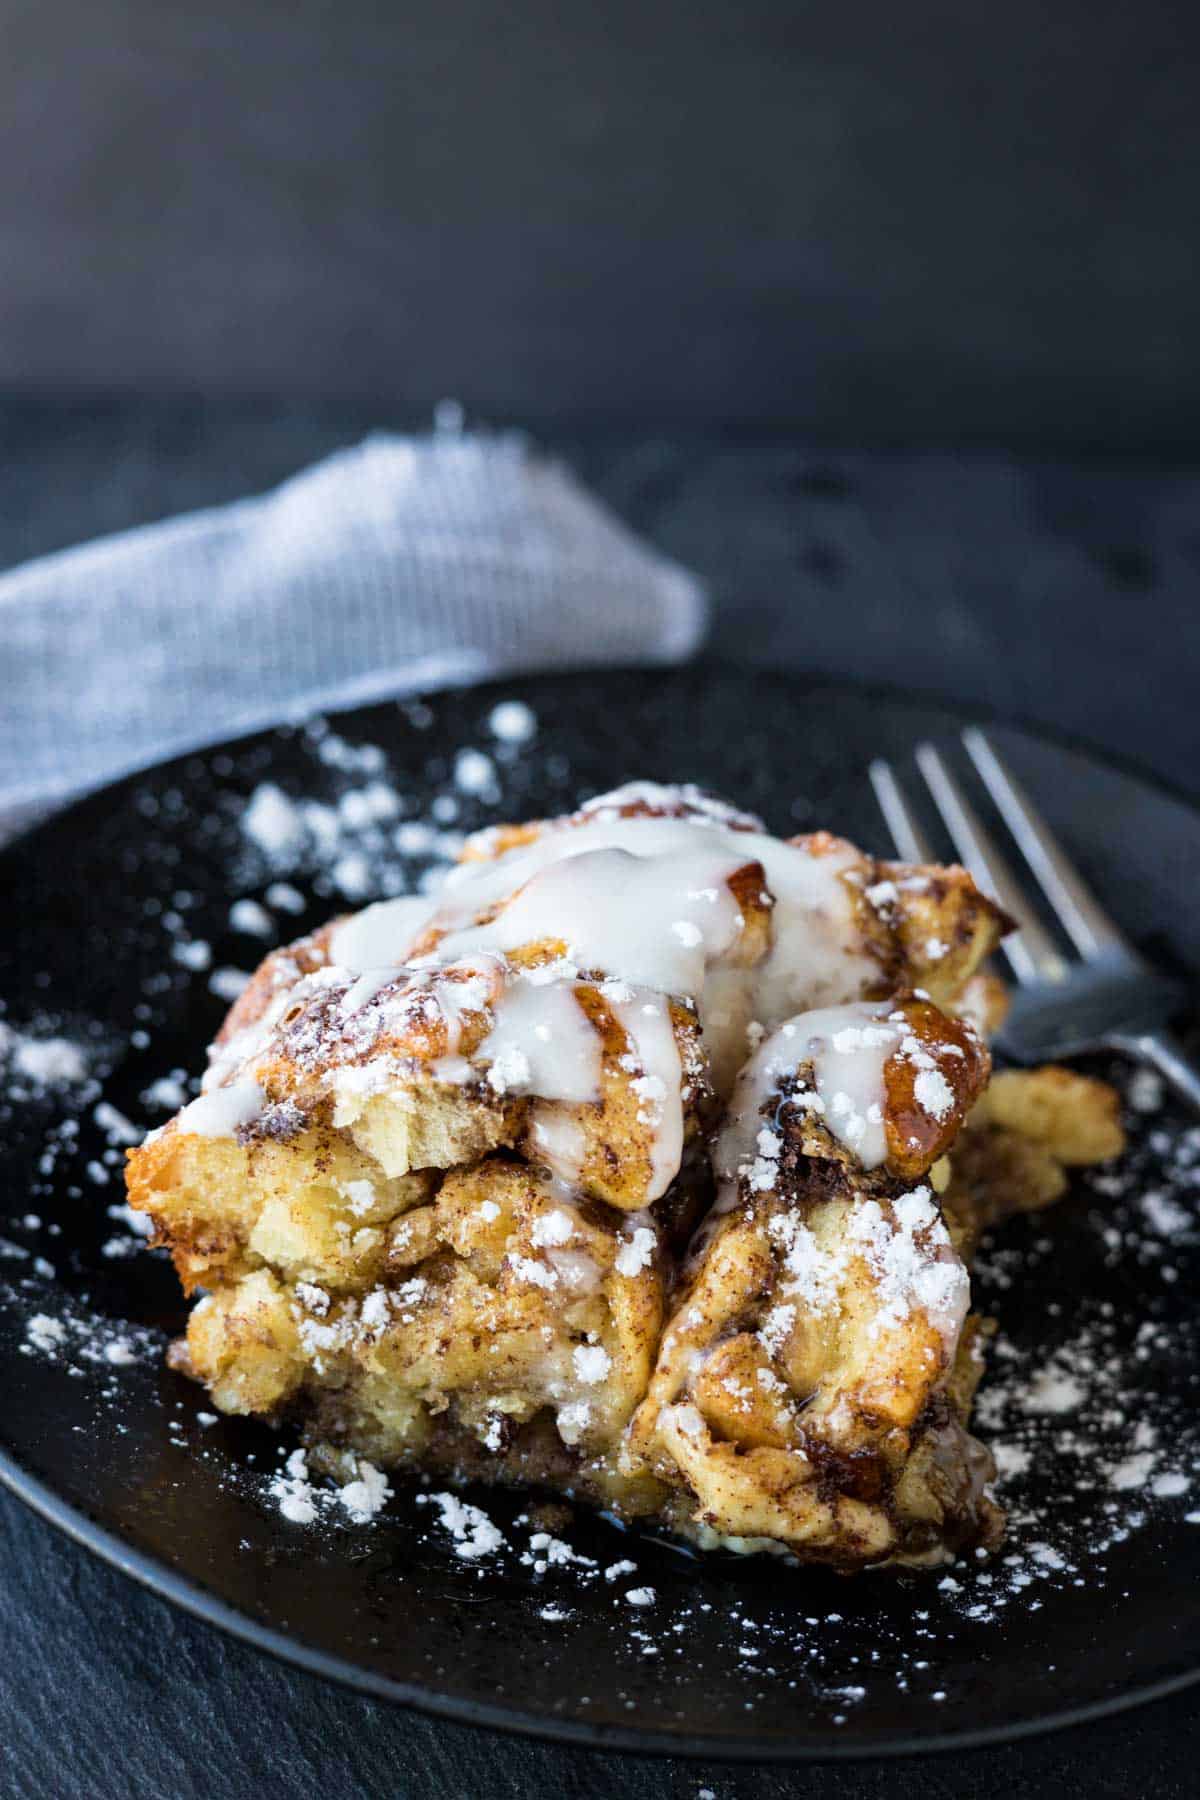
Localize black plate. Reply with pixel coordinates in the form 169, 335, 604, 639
0, 666, 1198, 1762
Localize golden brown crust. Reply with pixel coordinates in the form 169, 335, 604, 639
127, 1122, 434, 1293
882, 997, 992, 1178
179, 1154, 669, 1508
941, 1066, 1126, 1259
214, 929, 335, 1045
970, 1066, 1126, 1165
874, 857, 1011, 1006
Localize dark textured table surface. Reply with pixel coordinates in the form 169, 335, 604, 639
3, 395, 1199, 1798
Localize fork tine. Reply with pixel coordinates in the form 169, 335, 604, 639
913, 742, 1069, 987
868, 758, 937, 863
962, 728, 1135, 964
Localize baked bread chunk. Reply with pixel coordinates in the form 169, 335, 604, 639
127, 780, 1121, 1569
625, 996, 998, 1567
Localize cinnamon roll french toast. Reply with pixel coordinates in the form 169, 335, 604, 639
127, 781, 1123, 1569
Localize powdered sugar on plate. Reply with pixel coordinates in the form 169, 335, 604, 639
1, 695, 1198, 1734
13, 1284, 163, 1381
416, 1489, 507, 1559
0, 1020, 93, 1095
233, 716, 479, 905
268, 1447, 392, 1527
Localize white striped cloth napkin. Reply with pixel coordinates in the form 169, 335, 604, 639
0, 429, 706, 844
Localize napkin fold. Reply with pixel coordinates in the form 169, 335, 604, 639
0, 430, 706, 842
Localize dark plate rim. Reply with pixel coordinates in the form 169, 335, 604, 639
2, 661, 1198, 1763
3, 1439, 1198, 1765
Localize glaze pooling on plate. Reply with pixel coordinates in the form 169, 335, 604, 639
0, 669, 1197, 1757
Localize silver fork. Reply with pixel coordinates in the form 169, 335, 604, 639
868, 729, 1200, 1111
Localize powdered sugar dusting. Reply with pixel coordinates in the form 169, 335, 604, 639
267, 1447, 392, 1527
417, 1490, 507, 1559
0, 1023, 90, 1092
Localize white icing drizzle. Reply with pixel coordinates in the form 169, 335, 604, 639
436, 843, 747, 995
329, 895, 435, 971
425, 798, 876, 1154
804, 1005, 904, 1168
412, 955, 505, 1055
337, 957, 504, 1105
611, 991, 684, 1201
178, 787, 883, 1195
439, 809, 869, 1004
696, 962, 757, 1094
696, 998, 974, 1358
477, 978, 683, 1198
339, 966, 404, 1017
528, 1108, 589, 1183
475, 979, 601, 1104
175, 1076, 265, 1137
715, 1000, 900, 1191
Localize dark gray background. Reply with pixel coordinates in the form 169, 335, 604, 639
1, 0, 1198, 447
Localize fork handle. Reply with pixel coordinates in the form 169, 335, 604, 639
1107, 1027, 1200, 1114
